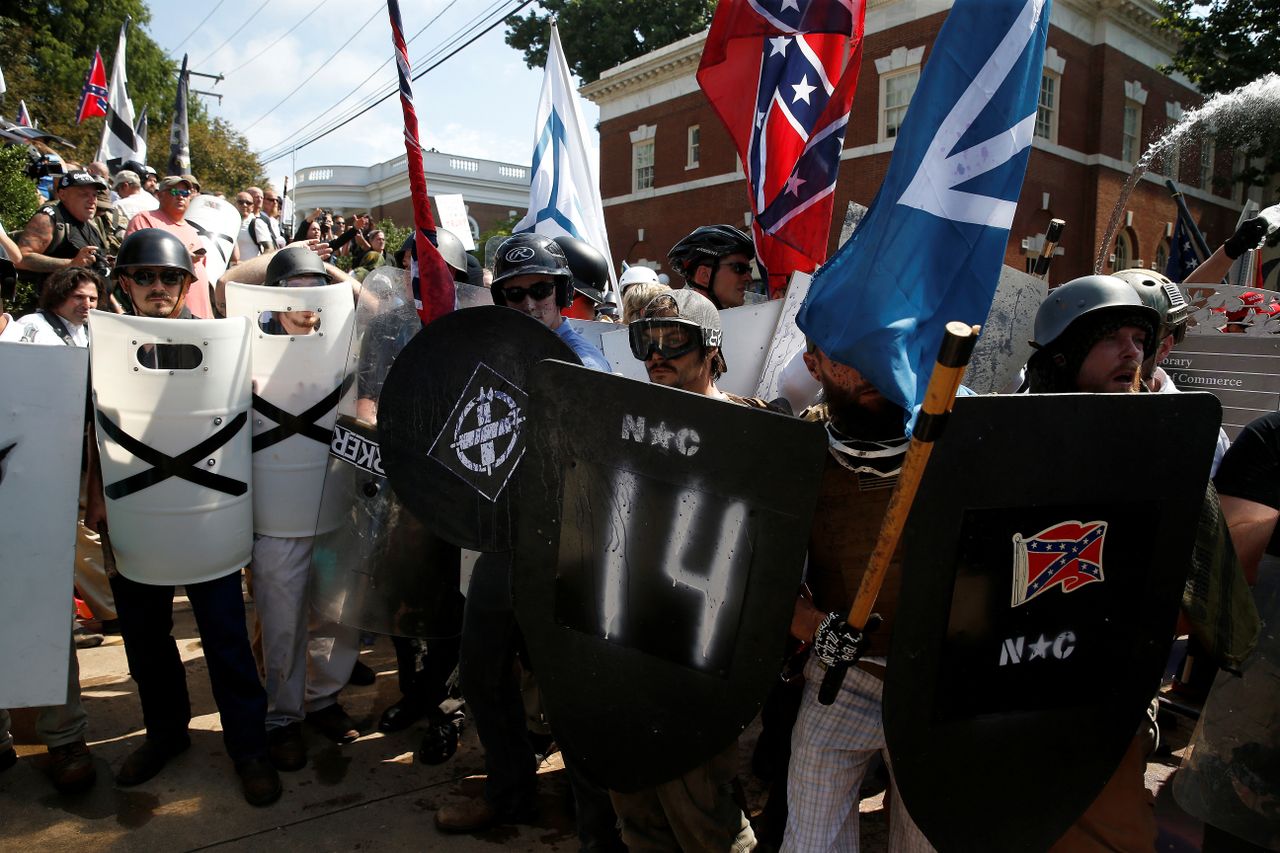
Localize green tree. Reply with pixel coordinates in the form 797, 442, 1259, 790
0, 145, 42, 316
1156, 0, 1280, 189
0, 0, 266, 195
505, 0, 716, 83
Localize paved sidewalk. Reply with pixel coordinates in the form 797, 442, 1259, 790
1, 599, 1208, 852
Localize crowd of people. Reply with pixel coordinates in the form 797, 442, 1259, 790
0, 148, 1277, 853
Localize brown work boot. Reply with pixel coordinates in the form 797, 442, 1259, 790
47, 739, 97, 794
116, 736, 190, 786
267, 723, 307, 771
236, 756, 282, 807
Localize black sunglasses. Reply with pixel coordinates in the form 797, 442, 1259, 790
718, 261, 752, 275
501, 280, 557, 302
125, 269, 187, 287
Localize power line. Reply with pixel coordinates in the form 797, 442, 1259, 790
169, 0, 228, 57
193, 0, 277, 68
223, 0, 337, 78
240, 2, 388, 135
257, 0, 531, 164
251, 0, 460, 155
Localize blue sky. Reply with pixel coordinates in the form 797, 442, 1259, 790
144, 0, 601, 188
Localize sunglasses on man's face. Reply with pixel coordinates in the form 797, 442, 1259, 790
168, 188, 192, 198
264, 197, 279, 204
236, 199, 253, 206
501, 280, 557, 303
718, 261, 752, 275
125, 269, 187, 287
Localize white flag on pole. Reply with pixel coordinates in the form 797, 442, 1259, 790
513, 23, 615, 284
97, 20, 139, 166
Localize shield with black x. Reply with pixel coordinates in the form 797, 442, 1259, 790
96, 408, 249, 499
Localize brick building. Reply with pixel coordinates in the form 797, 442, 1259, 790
580, 0, 1257, 286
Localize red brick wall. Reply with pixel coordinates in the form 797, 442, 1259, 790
597, 17, 1240, 286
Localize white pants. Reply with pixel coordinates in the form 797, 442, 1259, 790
782, 657, 933, 853
252, 534, 359, 730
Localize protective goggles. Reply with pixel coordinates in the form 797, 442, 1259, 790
629, 319, 702, 361
501, 279, 557, 303
124, 269, 187, 287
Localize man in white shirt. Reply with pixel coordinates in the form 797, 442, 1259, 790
13, 266, 101, 347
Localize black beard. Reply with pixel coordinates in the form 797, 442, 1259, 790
827, 396, 907, 441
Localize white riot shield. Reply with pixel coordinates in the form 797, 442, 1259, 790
90, 311, 253, 585
0, 343, 86, 706
226, 281, 356, 537
186, 194, 242, 286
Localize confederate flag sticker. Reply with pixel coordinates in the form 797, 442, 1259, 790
1010, 520, 1107, 608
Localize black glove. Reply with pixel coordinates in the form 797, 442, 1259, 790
1224, 216, 1270, 260
813, 612, 880, 666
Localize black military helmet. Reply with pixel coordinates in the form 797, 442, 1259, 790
1032, 274, 1161, 358
435, 228, 469, 276
122, 159, 158, 180
553, 235, 611, 301
667, 224, 754, 279
1111, 268, 1189, 345
265, 245, 330, 287
491, 233, 573, 306
113, 228, 196, 279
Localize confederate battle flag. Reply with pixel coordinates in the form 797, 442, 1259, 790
77, 49, 109, 124
1011, 520, 1107, 607
697, 0, 865, 296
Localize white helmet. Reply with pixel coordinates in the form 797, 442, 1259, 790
619, 264, 661, 294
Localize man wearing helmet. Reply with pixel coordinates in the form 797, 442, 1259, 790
1027, 275, 1256, 852
667, 224, 756, 310
489, 233, 610, 371
82, 228, 281, 806
607, 288, 764, 851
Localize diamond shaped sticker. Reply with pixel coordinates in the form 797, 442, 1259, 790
428, 362, 529, 502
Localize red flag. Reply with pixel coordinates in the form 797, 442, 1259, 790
77, 49, 109, 124
698, 0, 865, 296
387, 0, 456, 326
16, 99, 32, 127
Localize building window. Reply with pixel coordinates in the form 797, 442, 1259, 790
632, 140, 655, 191
1113, 231, 1132, 271
880, 68, 919, 141
1155, 239, 1169, 274
1200, 138, 1215, 190
1035, 72, 1059, 143
686, 125, 700, 169
1122, 100, 1141, 163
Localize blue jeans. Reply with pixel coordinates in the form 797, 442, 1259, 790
110, 569, 268, 762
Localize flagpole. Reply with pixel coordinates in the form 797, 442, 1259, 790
387, 0, 454, 325
1165, 179, 1211, 262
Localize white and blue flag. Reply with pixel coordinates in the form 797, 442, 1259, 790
797, 0, 1051, 428
513, 23, 615, 285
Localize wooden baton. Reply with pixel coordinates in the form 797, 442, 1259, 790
817, 321, 981, 706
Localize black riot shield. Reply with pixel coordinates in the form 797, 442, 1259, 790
310, 267, 462, 638
377, 306, 578, 551
514, 360, 827, 792
884, 392, 1223, 852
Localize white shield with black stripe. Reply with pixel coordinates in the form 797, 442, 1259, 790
226, 281, 355, 537
0, 342, 87, 705
90, 311, 253, 584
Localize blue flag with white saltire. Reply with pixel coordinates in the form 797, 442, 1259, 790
797, 0, 1051, 430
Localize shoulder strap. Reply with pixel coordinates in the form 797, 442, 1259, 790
37, 309, 76, 346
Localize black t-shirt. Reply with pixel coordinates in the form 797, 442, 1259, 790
1214, 412, 1280, 509
1214, 411, 1280, 555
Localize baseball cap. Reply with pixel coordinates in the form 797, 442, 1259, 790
58, 170, 108, 191
113, 169, 141, 188
159, 175, 194, 191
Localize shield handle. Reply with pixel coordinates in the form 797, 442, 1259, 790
818, 321, 980, 706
